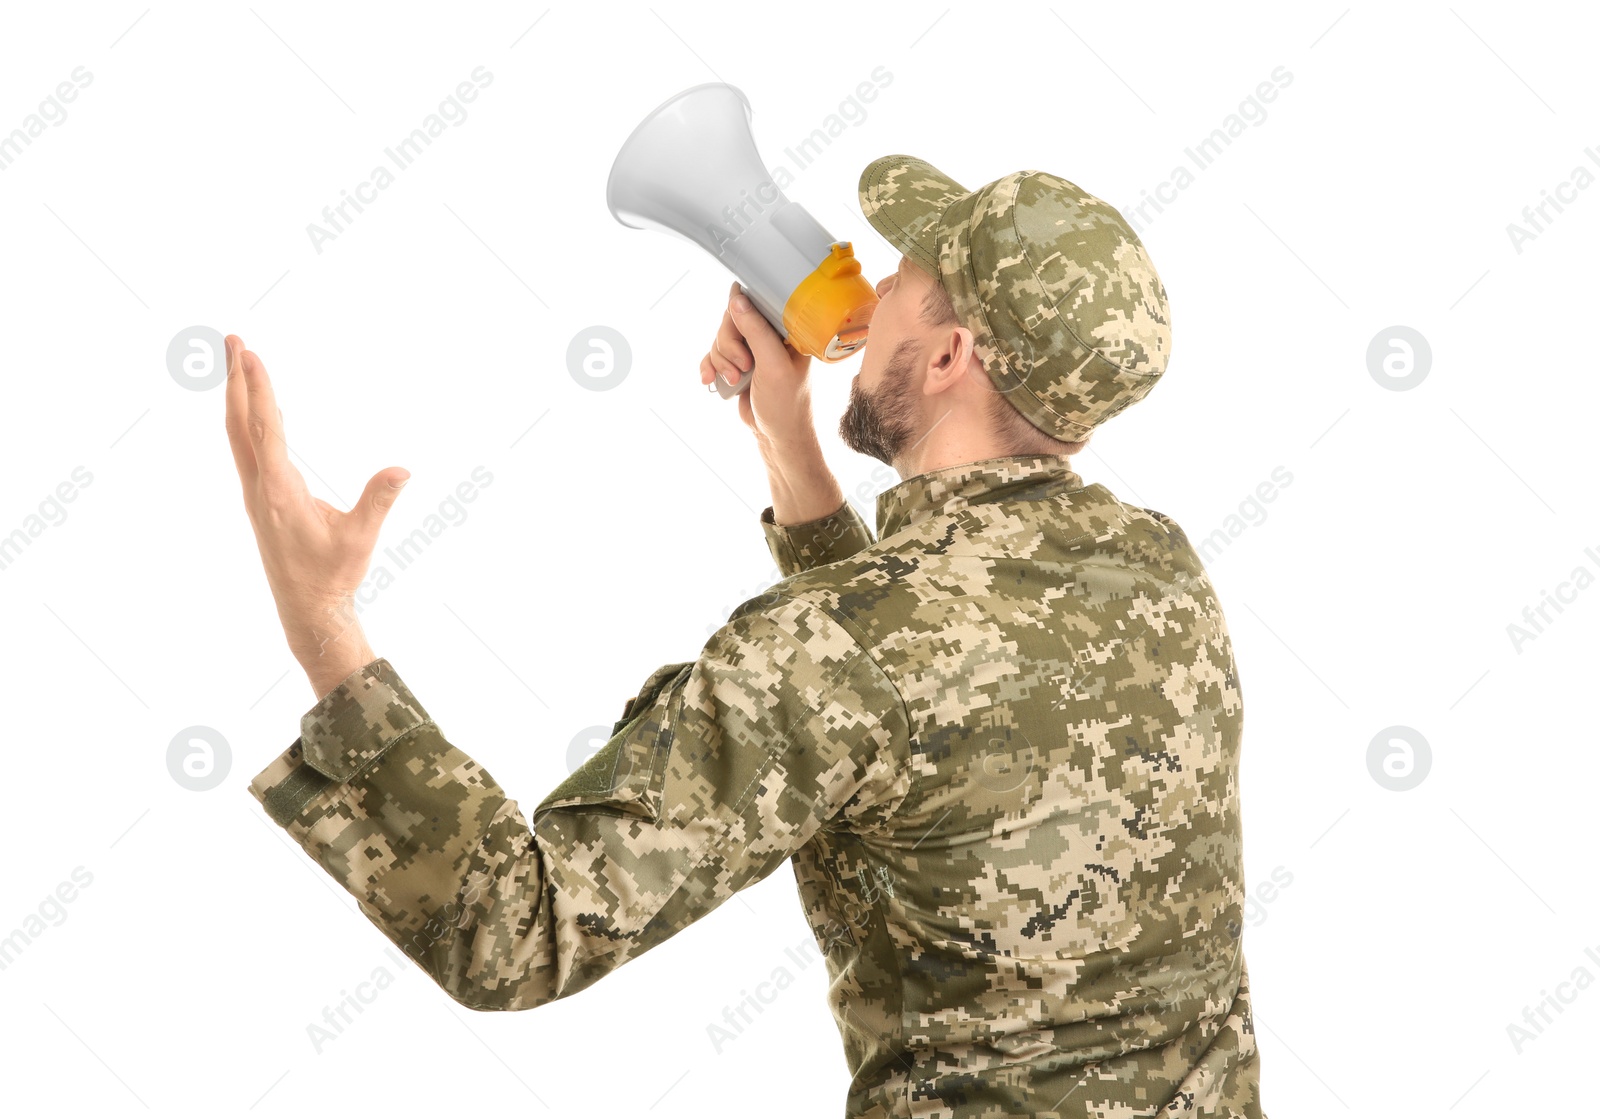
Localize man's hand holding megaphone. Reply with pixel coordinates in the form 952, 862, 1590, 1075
700, 281, 846, 526
701, 280, 811, 437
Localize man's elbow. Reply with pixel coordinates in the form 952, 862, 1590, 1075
443, 975, 560, 1013
436, 941, 631, 1013
387, 920, 565, 1012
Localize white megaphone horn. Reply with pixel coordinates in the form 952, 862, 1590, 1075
606, 82, 879, 399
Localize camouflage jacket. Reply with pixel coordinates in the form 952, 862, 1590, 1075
249, 453, 1265, 1118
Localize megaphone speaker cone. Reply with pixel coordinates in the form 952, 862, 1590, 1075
607, 82, 879, 379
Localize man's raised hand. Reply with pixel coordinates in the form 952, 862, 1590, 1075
222, 333, 408, 697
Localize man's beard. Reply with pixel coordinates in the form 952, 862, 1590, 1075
838, 339, 923, 466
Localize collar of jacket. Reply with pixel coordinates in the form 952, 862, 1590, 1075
875, 453, 1087, 538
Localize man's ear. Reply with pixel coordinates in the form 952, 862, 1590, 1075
922, 325, 976, 396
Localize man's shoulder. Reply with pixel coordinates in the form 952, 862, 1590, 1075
715, 535, 931, 671
1113, 500, 1217, 585
766, 488, 1210, 611
715, 484, 1231, 711
713, 580, 881, 678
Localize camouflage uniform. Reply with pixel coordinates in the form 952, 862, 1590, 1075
249, 156, 1266, 1117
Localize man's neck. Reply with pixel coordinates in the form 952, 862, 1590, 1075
891, 417, 1013, 480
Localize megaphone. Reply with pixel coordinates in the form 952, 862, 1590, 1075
607, 83, 879, 399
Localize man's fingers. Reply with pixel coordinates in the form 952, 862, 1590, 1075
348, 468, 411, 541
240, 346, 292, 483
726, 289, 792, 372
716, 293, 755, 372
223, 334, 258, 486
715, 324, 753, 373
709, 339, 743, 385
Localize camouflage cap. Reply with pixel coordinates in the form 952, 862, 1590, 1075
858, 155, 1172, 442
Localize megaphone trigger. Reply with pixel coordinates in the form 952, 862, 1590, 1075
712, 368, 752, 399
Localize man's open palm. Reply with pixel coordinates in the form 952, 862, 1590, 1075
222, 333, 409, 694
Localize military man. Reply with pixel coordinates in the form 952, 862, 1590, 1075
227, 154, 1266, 1117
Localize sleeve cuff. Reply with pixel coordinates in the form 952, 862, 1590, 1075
247, 657, 429, 825
760, 500, 874, 577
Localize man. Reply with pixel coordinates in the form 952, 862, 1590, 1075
230, 154, 1265, 1118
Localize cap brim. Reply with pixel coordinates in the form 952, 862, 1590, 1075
857, 155, 970, 278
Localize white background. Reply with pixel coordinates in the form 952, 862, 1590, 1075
0, 2, 1594, 1115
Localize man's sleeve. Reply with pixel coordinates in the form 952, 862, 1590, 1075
759, 499, 875, 578
246, 592, 910, 1012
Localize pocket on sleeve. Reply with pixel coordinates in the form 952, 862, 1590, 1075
534, 661, 694, 821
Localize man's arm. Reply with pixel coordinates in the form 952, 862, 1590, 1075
247, 593, 911, 1010
221, 310, 900, 1010
697, 283, 878, 578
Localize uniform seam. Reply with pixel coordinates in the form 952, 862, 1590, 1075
629, 630, 881, 934
893, 507, 1124, 560
618, 662, 692, 800
762, 589, 918, 828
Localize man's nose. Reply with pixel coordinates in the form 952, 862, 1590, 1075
875, 274, 893, 297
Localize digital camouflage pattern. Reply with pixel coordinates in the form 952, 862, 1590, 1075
858, 156, 1172, 443
249, 454, 1264, 1118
